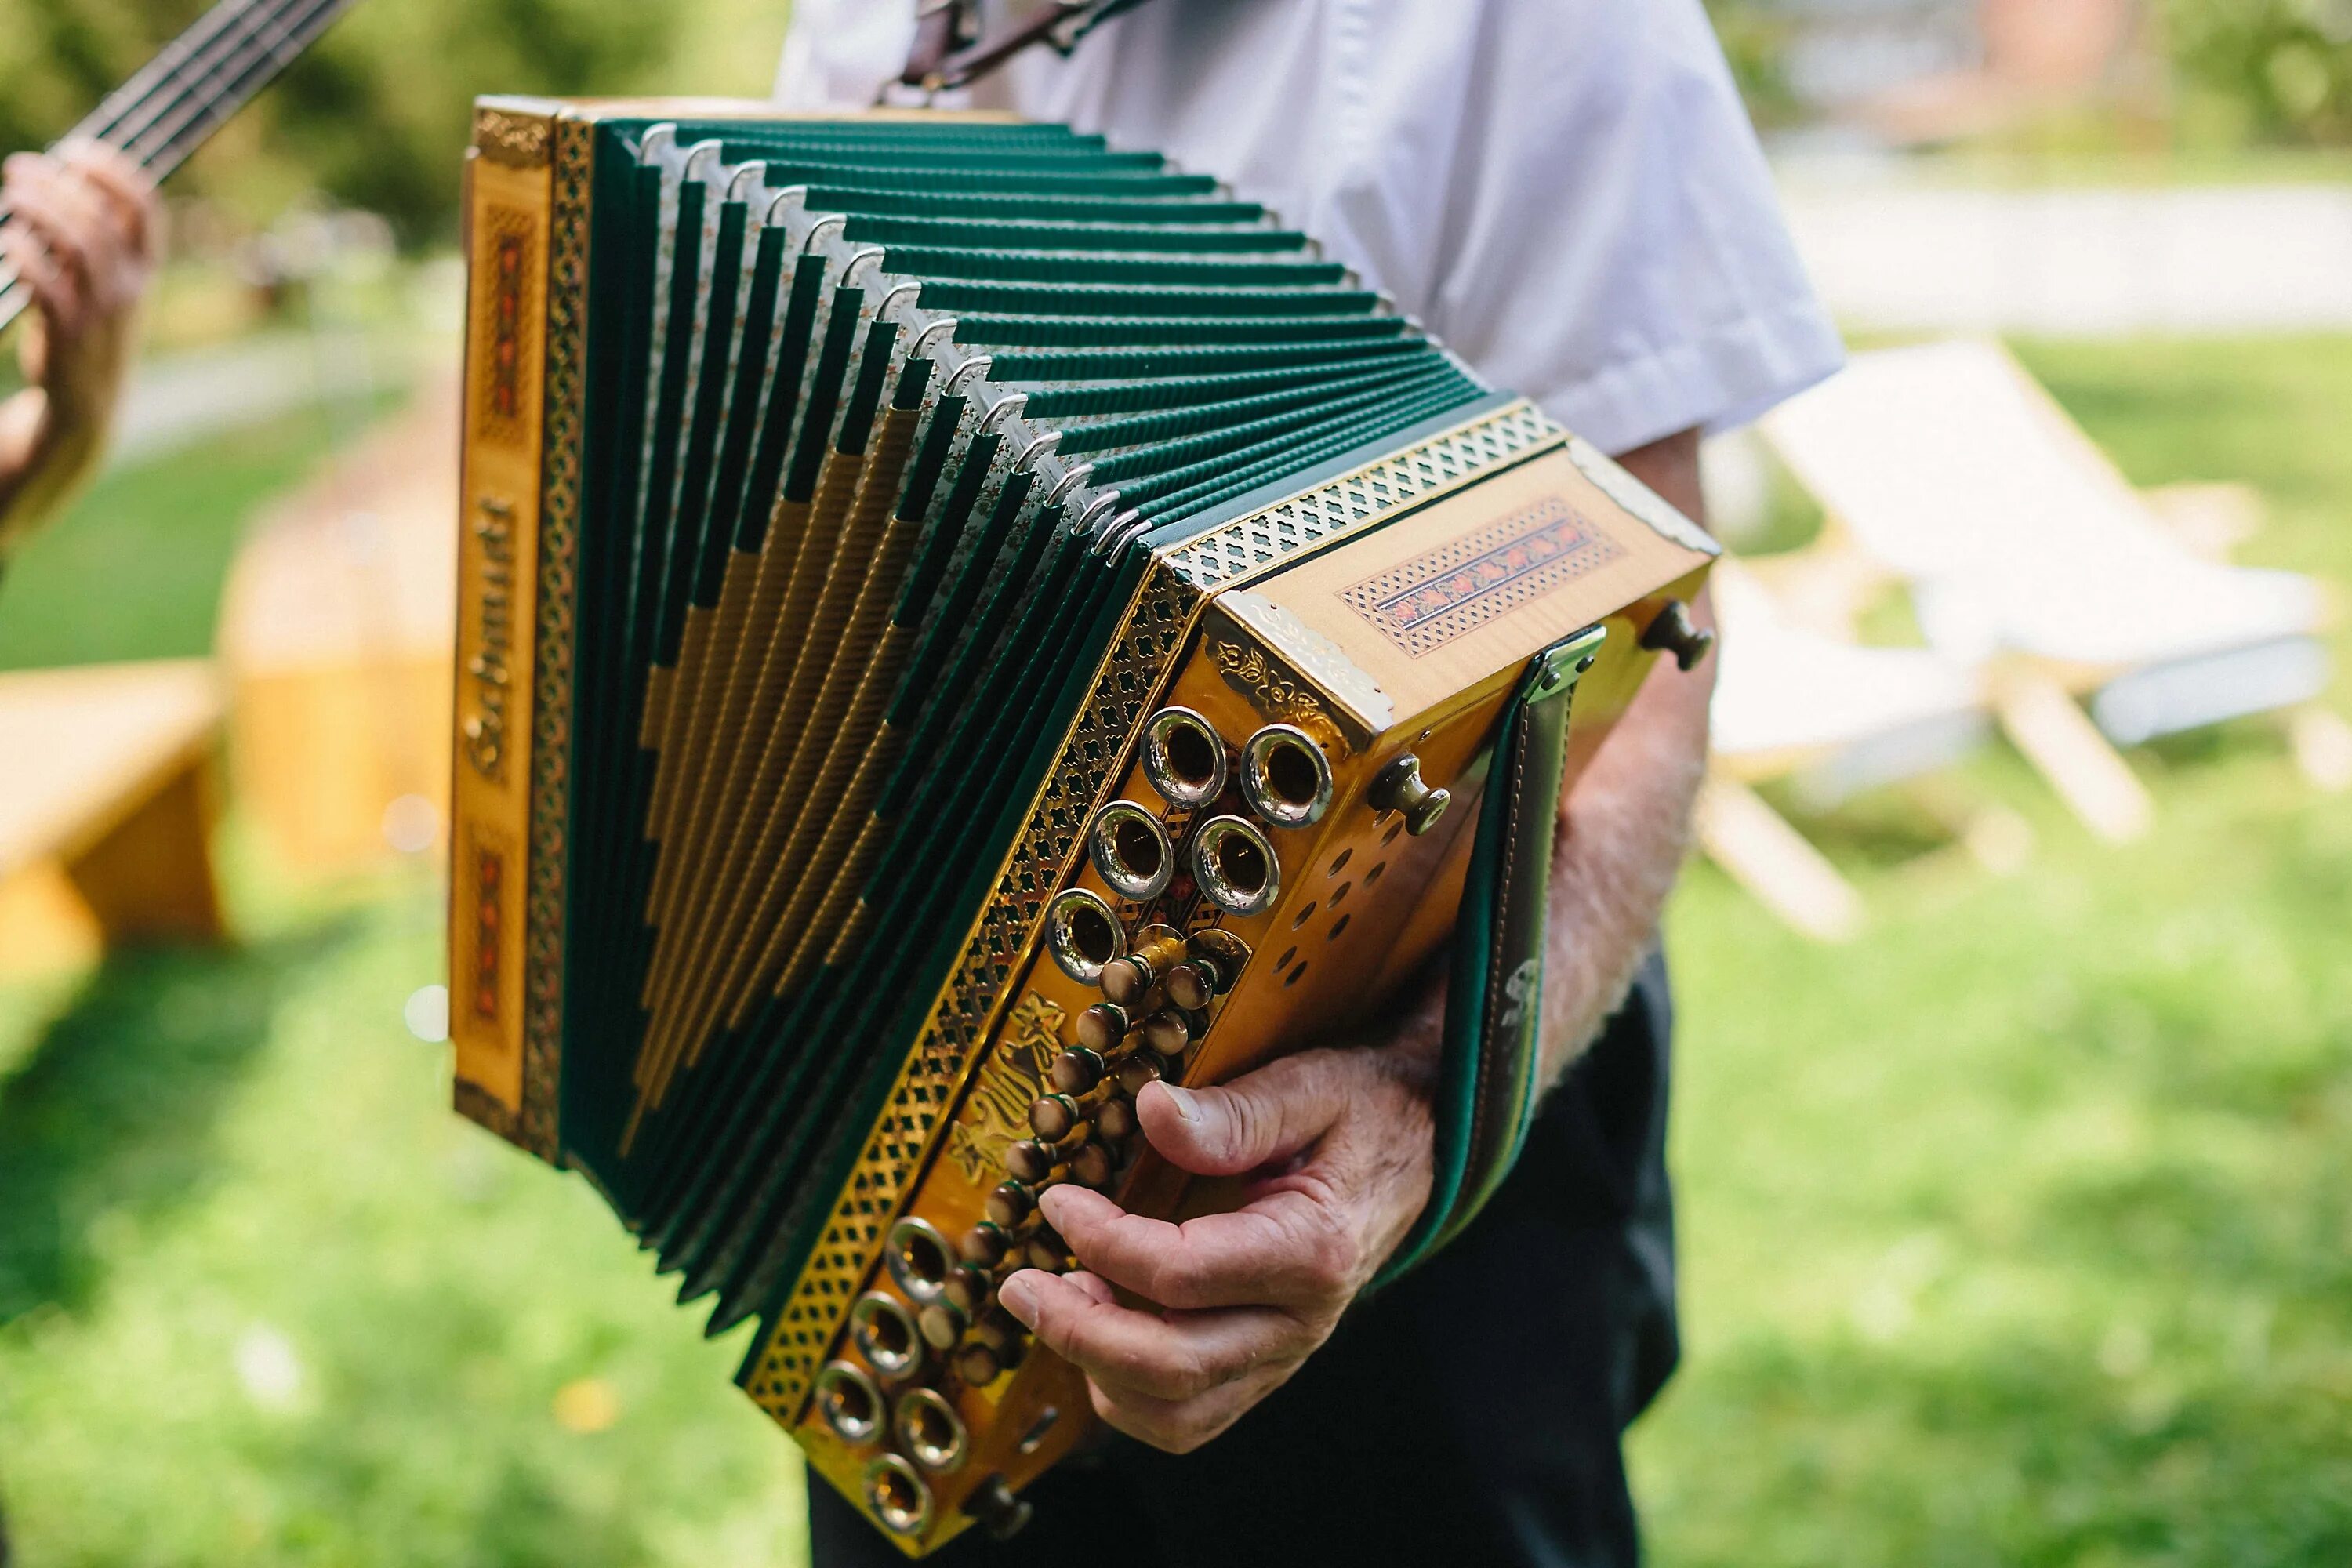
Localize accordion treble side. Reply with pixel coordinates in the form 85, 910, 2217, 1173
446, 96, 1715, 1553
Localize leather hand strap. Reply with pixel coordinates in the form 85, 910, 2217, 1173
1373, 624, 1606, 1287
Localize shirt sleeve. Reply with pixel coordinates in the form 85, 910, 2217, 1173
1387, 0, 1845, 452
771, 0, 914, 109
771, 0, 1842, 453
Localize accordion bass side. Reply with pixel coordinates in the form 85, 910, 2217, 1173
447, 97, 1716, 1552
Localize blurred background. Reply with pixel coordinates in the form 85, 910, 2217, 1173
0, 1, 2346, 1563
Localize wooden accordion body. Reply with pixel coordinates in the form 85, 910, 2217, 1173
448, 98, 1715, 1553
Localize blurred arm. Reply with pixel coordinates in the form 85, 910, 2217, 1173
0, 141, 161, 557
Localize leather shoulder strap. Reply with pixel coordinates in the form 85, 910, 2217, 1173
1373, 623, 1606, 1287
898, 0, 1156, 94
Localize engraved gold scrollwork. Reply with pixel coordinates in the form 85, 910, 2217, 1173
944, 993, 1066, 1185
475, 107, 553, 169
1209, 635, 1327, 730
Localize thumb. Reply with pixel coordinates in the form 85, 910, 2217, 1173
1136, 1053, 1345, 1178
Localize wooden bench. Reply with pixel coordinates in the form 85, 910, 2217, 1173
0, 659, 227, 975
218, 387, 456, 870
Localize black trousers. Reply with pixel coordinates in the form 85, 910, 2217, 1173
811, 951, 1679, 1568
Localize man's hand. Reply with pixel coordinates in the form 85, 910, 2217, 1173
997, 1041, 1439, 1454
0, 140, 162, 549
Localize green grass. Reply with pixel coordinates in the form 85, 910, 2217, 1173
0, 851, 807, 1565
1635, 335, 2352, 1568
0, 390, 402, 673
1, 336, 2348, 1565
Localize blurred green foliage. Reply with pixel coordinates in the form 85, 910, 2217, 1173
1703, 0, 1805, 129
2165, 0, 2352, 145
0, 0, 789, 241
1704, 0, 2352, 149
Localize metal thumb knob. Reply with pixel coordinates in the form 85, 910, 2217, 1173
970, 1475, 1033, 1541
1370, 754, 1450, 836
1639, 598, 1715, 671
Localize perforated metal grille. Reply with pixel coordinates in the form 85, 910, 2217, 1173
745, 562, 1200, 1419
1160, 399, 1560, 590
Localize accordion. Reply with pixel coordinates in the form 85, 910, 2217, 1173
448, 97, 1715, 1552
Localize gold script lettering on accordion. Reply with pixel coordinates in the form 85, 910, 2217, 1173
445, 96, 1716, 1554
463, 495, 518, 780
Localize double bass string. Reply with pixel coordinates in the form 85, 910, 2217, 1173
0, 0, 361, 328
81, 0, 282, 152
0, 0, 307, 302
120, 0, 362, 177
96, 0, 355, 174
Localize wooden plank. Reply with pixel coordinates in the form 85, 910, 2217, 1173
1692, 774, 1865, 942
1991, 668, 2154, 842
65, 759, 223, 945
2288, 702, 2352, 793
0, 660, 222, 881
0, 659, 226, 974
0, 859, 103, 974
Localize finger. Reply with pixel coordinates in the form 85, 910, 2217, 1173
1056, 1268, 1119, 1308
56, 139, 152, 203
7, 182, 98, 302
1085, 1368, 1263, 1455
996, 1268, 1299, 1405
1136, 1051, 1349, 1178
1037, 1181, 1352, 1311
2, 151, 47, 198
55, 140, 154, 260
33, 155, 124, 265
2, 219, 79, 338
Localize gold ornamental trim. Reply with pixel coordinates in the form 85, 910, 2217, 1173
515, 112, 594, 1163
1200, 626, 1350, 757
448, 111, 554, 1143
943, 992, 1067, 1185
744, 561, 1203, 1422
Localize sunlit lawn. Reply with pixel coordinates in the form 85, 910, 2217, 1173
0, 389, 406, 673
0, 851, 806, 1566
1636, 335, 2352, 1567
1, 336, 2347, 1565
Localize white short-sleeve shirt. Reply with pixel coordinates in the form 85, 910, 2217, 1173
775, 0, 1842, 456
